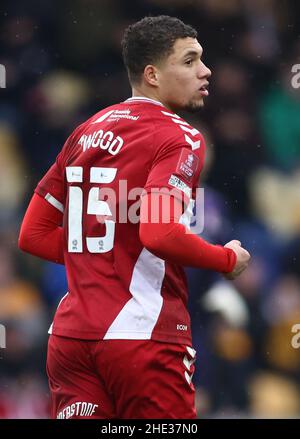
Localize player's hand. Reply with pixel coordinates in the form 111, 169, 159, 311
223, 240, 251, 280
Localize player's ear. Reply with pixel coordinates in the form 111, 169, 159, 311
143, 65, 159, 87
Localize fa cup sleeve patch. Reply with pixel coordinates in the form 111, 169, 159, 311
176, 149, 199, 182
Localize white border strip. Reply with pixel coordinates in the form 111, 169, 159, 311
45, 193, 64, 213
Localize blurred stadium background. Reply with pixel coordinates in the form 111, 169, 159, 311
0, 0, 300, 418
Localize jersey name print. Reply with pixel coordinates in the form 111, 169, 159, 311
35, 97, 206, 344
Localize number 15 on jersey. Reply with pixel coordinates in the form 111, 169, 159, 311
66, 166, 117, 254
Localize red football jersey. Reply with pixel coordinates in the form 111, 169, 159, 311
35, 97, 206, 344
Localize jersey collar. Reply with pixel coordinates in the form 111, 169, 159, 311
124, 96, 164, 107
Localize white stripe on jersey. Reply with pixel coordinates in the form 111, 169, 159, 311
45, 193, 64, 213
103, 248, 165, 339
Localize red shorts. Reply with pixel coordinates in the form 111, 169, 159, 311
46, 334, 197, 419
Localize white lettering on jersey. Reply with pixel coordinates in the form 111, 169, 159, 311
57, 402, 99, 419
107, 109, 139, 122
66, 166, 117, 254
78, 130, 124, 155
177, 324, 188, 331
168, 174, 192, 197
93, 109, 139, 123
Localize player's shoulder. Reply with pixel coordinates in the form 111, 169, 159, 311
153, 108, 205, 153
154, 108, 202, 133
82, 103, 121, 127
65, 103, 121, 141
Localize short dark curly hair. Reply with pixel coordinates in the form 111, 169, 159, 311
122, 15, 197, 85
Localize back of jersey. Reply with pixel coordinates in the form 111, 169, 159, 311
36, 97, 205, 344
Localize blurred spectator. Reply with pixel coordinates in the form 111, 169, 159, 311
259, 49, 300, 170
0, 240, 48, 362
249, 166, 300, 238
40, 262, 68, 308
0, 124, 28, 227
249, 372, 300, 418
0, 238, 49, 418
262, 274, 300, 375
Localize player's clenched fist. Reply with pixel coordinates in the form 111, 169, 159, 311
223, 240, 251, 280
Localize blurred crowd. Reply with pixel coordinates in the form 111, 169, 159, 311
0, 0, 300, 418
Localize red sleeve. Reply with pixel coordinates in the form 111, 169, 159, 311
139, 192, 236, 273
19, 193, 64, 265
